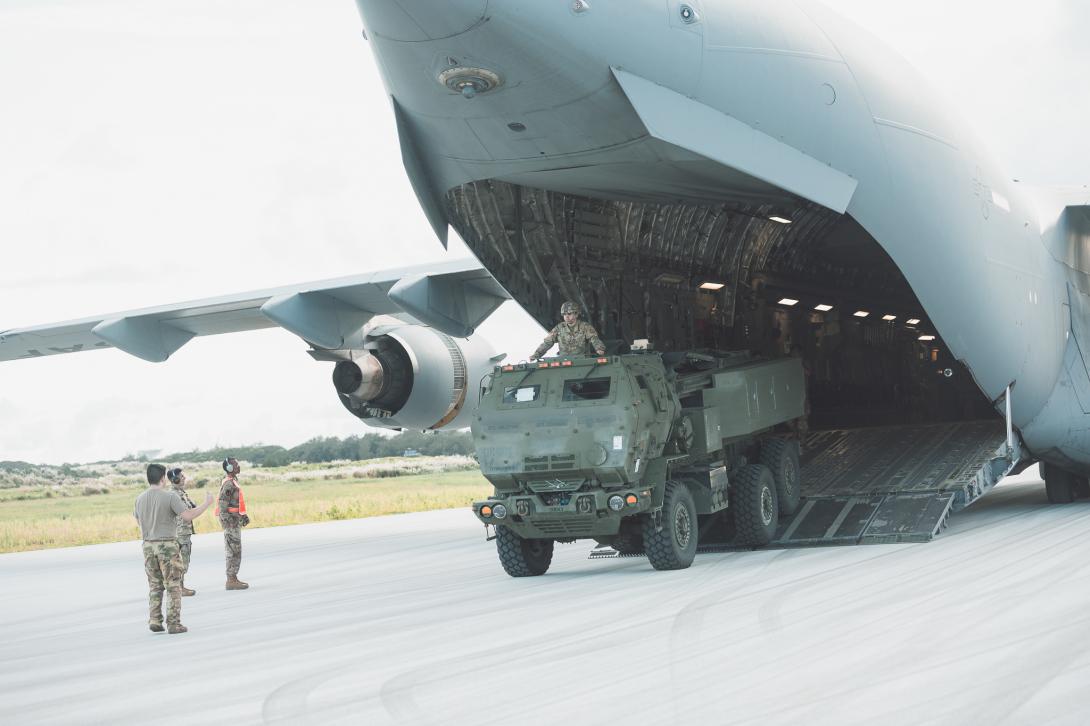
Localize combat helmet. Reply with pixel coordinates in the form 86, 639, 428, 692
560, 301, 581, 317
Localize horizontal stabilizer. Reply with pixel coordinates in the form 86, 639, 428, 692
0, 258, 508, 363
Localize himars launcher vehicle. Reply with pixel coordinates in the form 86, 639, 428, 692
472, 351, 805, 574
2, 2, 1089, 564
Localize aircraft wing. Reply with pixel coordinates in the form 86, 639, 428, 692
0, 258, 509, 363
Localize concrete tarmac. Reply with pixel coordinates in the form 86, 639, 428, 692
2, 469, 1090, 725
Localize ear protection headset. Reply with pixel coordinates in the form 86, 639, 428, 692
222, 458, 237, 475
167, 467, 183, 484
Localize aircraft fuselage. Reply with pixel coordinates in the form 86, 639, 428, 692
355, 0, 1088, 470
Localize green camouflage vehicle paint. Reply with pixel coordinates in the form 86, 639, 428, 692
472, 351, 805, 573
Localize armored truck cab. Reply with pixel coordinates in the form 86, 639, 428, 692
472, 351, 806, 576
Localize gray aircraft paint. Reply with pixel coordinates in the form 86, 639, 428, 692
0, 259, 508, 431
354, 0, 1090, 470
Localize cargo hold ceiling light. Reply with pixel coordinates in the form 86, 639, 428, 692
700, 282, 725, 291
882, 315, 897, 321
906, 318, 922, 326
918, 335, 936, 341
769, 216, 793, 225
814, 304, 834, 312
438, 66, 504, 99
853, 310, 870, 318
778, 298, 799, 307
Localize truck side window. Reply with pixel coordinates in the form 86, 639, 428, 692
503, 385, 541, 404
563, 377, 611, 401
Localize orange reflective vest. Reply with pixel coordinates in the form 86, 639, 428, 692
215, 477, 246, 516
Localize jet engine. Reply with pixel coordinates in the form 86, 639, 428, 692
331, 324, 497, 431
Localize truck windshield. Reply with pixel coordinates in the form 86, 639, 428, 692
503, 385, 541, 404
563, 377, 611, 401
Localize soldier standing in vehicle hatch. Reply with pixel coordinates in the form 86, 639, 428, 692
530, 301, 607, 360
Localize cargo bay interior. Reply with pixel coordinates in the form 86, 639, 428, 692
450, 180, 1009, 545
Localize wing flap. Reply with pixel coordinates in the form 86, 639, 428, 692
91, 318, 196, 364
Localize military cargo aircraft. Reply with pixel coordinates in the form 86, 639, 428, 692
3, 1, 1087, 542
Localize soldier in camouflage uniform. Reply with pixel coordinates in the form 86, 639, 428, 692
168, 467, 198, 596
218, 457, 250, 590
133, 463, 212, 634
530, 301, 607, 360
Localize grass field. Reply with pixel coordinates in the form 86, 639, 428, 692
0, 458, 491, 554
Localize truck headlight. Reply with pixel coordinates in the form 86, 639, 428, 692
493, 504, 508, 520
608, 495, 625, 512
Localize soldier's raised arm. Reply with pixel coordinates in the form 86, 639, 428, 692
180, 492, 213, 523
531, 326, 559, 361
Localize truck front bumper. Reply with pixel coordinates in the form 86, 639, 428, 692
473, 488, 651, 540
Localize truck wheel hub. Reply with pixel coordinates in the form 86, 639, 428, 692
674, 504, 692, 548
761, 487, 774, 525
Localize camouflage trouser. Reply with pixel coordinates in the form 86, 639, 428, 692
222, 523, 242, 577
177, 536, 192, 577
142, 541, 183, 627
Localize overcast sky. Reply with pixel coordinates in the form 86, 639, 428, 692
1, 0, 1087, 464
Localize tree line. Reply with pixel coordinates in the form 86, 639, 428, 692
163, 430, 476, 468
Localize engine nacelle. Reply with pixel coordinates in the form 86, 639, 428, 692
332, 324, 496, 431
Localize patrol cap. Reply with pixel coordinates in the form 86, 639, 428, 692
560, 301, 581, 316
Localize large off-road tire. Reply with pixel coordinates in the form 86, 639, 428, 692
495, 526, 554, 577
643, 481, 698, 571
1042, 463, 1077, 505
732, 464, 779, 546
760, 438, 802, 517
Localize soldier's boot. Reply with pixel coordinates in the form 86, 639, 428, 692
167, 624, 188, 634
149, 622, 165, 633
226, 575, 249, 590
180, 581, 196, 597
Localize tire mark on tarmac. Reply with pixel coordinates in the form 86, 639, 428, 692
660, 500, 1090, 720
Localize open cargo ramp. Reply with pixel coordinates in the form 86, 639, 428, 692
777, 421, 1013, 546
590, 421, 1017, 560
